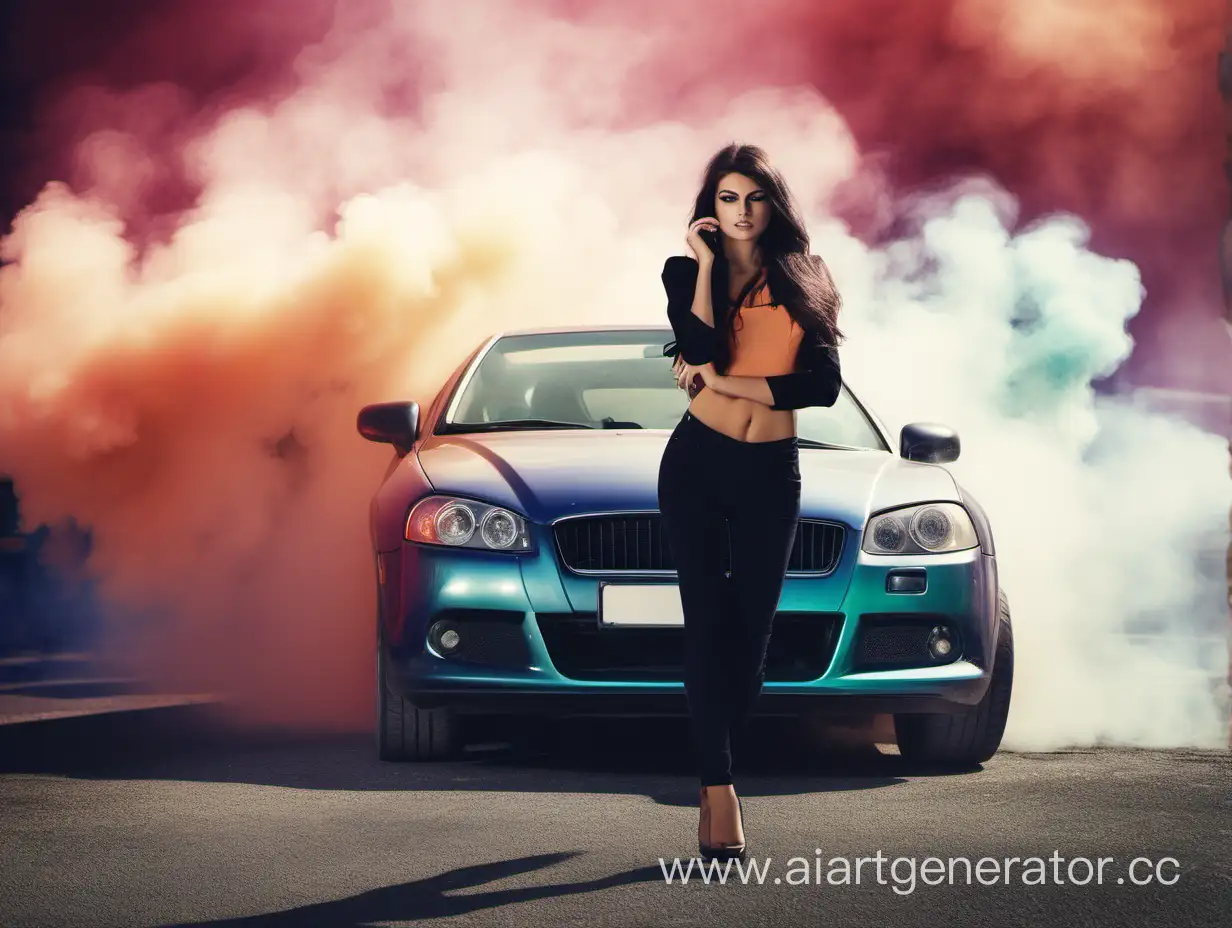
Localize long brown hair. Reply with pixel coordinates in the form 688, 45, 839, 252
688, 143, 845, 373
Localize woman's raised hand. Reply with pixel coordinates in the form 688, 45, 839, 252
686, 217, 719, 264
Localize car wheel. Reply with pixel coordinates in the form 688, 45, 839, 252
376, 622, 462, 762
893, 588, 1014, 769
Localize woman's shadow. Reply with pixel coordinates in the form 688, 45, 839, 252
161, 851, 666, 928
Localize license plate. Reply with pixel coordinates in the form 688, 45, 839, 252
598, 582, 685, 627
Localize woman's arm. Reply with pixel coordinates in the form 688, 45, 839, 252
663, 256, 717, 365
757, 254, 843, 409
703, 339, 841, 409
763, 342, 842, 410
703, 369, 774, 404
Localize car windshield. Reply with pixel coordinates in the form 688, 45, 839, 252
438, 330, 888, 451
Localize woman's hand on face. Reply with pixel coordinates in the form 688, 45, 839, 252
686, 217, 719, 264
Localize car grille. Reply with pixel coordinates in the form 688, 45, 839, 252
535, 612, 844, 682
553, 515, 844, 574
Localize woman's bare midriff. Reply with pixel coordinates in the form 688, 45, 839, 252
688, 385, 796, 443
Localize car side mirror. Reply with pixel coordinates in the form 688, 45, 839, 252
900, 422, 960, 463
357, 401, 420, 455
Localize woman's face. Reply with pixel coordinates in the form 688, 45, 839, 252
713, 172, 770, 243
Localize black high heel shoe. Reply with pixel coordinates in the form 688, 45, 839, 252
698, 788, 748, 862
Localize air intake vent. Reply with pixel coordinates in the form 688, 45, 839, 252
535, 612, 843, 682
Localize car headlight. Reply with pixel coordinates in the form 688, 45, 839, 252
405, 496, 531, 552
861, 502, 978, 554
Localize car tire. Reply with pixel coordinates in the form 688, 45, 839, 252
893, 588, 1014, 769
376, 622, 463, 762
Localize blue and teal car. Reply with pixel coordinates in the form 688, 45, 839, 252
358, 326, 1013, 768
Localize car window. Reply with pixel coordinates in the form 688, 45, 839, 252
440, 331, 888, 451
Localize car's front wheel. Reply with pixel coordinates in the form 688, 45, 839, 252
376, 623, 462, 761
893, 588, 1014, 769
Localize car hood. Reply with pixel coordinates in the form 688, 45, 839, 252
416, 430, 957, 528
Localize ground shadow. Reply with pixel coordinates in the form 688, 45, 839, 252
0, 704, 989, 800
155, 853, 671, 927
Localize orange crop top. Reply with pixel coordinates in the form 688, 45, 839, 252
725, 269, 804, 377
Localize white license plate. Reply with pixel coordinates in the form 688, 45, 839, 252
598, 583, 684, 627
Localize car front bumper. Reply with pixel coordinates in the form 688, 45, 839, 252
392, 661, 991, 717
379, 528, 1000, 718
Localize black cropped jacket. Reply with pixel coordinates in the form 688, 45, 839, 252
659, 255, 842, 411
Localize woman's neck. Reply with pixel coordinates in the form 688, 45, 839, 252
722, 238, 762, 274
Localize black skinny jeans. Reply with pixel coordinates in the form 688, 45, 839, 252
657, 409, 802, 787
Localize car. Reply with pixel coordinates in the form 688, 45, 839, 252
358, 325, 1013, 769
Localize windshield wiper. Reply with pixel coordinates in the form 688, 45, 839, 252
796, 438, 856, 450
442, 418, 596, 433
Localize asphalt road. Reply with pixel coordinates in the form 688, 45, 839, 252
0, 706, 1228, 928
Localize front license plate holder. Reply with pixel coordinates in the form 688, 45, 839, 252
597, 582, 684, 628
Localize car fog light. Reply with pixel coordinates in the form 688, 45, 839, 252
926, 625, 954, 660
429, 621, 462, 655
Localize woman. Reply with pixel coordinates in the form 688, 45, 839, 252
657, 143, 846, 861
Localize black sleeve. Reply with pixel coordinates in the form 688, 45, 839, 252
763, 254, 842, 410
764, 338, 842, 410
660, 256, 717, 365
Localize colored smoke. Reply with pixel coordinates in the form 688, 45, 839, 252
0, 0, 1226, 744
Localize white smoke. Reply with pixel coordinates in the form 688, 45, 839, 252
824, 190, 1231, 749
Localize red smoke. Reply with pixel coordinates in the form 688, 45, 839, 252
604, 0, 1226, 390
0, 0, 338, 244
0, 0, 1224, 733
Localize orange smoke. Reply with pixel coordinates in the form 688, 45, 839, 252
0, 177, 518, 728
